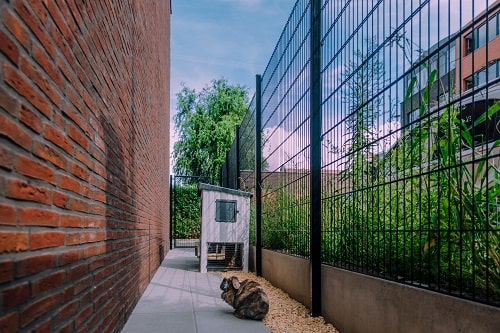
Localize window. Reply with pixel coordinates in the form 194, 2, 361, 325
449, 44, 456, 70
465, 76, 474, 90
465, 13, 499, 55
465, 33, 474, 55
475, 67, 487, 86
476, 23, 487, 49
215, 200, 237, 222
488, 13, 498, 42
464, 60, 500, 90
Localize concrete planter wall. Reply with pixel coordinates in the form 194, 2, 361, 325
249, 246, 500, 333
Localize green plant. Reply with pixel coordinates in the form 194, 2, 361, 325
261, 186, 310, 257
172, 185, 200, 239
320, 44, 500, 302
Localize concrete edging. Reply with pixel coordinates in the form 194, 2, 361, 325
249, 246, 500, 333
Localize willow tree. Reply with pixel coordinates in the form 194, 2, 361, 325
172, 78, 249, 181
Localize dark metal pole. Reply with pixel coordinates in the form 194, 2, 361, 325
236, 125, 241, 190
226, 150, 230, 188
255, 74, 263, 277
169, 175, 174, 249
310, 0, 322, 317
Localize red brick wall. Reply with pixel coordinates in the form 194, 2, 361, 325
0, 1, 170, 332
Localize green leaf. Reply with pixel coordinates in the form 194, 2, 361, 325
474, 102, 500, 126
405, 77, 417, 102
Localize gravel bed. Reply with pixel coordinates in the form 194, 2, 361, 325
219, 271, 339, 333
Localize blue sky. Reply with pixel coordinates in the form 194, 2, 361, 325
170, 0, 296, 162
169, 0, 491, 172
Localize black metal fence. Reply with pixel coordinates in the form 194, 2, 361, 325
221, 0, 500, 309
170, 175, 208, 249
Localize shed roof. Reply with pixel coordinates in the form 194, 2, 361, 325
197, 183, 253, 198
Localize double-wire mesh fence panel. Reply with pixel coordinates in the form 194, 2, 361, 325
221, 0, 500, 306
259, 1, 312, 258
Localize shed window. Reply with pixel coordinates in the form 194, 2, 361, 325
215, 200, 237, 222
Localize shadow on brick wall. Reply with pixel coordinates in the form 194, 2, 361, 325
100, 114, 141, 331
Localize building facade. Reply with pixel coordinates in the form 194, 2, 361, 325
0, 1, 171, 332
402, 0, 500, 143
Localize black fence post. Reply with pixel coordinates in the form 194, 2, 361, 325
236, 125, 240, 190
255, 74, 263, 277
225, 150, 230, 188
310, 0, 322, 317
169, 175, 173, 249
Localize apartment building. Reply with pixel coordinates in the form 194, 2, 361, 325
402, 1, 500, 143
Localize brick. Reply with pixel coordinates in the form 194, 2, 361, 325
0, 86, 19, 116
74, 150, 92, 172
55, 299, 78, 323
3, 62, 52, 118
15, 253, 57, 278
82, 184, 91, 199
61, 285, 75, 303
43, 123, 72, 153
3, 8, 31, 51
0, 231, 28, 253
92, 189, 106, 203
81, 231, 105, 244
57, 54, 77, 85
73, 276, 92, 296
59, 248, 81, 266
31, 270, 66, 296
33, 140, 67, 169
0, 312, 19, 333
30, 231, 65, 250
89, 257, 106, 271
20, 55, 62, 108
20, 293, 59, 328
0, 203, 16, 225
33, 43, 64, 88
14, 0, 56, 59
29, 0, 48, 23
19, 103, 42, 133
83, 217, 105, 228
16, 154, 56, 184
66, 232, 80, 246
0, 260, 14, 283
56, 320, 74, 333
60, 214, 83, 228
68, 124, 90, 151
68, 197, 88, 213
6, 178, 50, 204
82, 244, 105, 258
53, 190, 69, 208
69, 161, 89, 181
0, 113, 32, 150
0, 29, 19, 65
29, 317, 52, 332
59, 174, 81, 194
74, 303, 93, 328
68, 263, 88, 281
52, 110, 66, 129
2, 282, 29, 310
19, 207, 58, 227
0, 145, 15, 171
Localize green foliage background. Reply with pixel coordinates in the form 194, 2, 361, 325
173, 78, 249, 181
172, 185, 200, 239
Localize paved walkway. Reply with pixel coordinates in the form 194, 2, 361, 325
121, 248, 269, 333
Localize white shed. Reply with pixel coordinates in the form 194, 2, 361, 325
197, 183, 252, 273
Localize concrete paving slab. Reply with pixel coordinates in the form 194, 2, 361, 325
121, 248, 269, 333
122, 312, 196, 333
